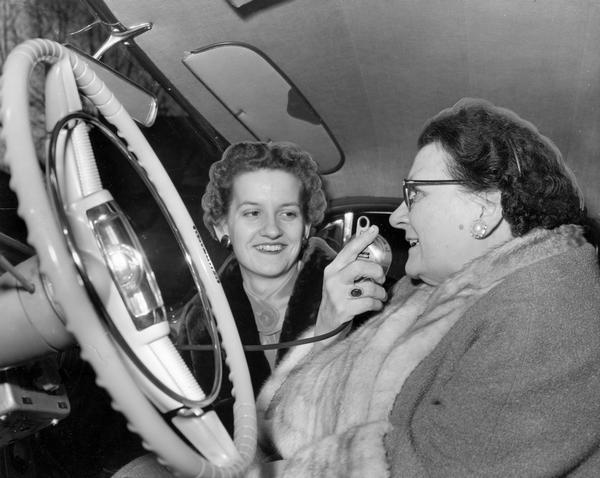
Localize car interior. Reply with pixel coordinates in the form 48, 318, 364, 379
0, 1, 599, 477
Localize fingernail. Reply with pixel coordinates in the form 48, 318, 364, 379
369, 225, 377, 233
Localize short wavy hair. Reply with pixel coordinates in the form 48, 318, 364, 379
202, 141, 327, 237
418, 98, 585, 236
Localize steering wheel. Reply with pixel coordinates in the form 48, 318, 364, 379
1, 39, 256, 477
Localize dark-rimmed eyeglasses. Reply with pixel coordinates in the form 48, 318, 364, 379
402, 179, 467, 211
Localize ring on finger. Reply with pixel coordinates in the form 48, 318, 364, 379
350, 286, 363, 298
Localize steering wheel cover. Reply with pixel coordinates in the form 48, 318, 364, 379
1, 39, 256, 477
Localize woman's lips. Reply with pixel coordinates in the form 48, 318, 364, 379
255, 243, 285, 252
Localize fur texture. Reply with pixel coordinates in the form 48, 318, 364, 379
254, 225, 588, 477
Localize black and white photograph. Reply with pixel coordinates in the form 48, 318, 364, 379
1, 1, 599, 477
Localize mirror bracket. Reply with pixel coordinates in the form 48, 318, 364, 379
93, 22, 152, 60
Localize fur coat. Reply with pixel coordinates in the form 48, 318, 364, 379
252, 225, 600, 477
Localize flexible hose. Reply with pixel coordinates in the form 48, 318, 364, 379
150, 337, 207, 400
71, 121, 102, 196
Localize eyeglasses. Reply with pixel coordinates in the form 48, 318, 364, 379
402, 179, 467, 211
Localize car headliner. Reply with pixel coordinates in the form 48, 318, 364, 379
89, 0, 600, 215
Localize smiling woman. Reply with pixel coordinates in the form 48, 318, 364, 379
173, 141, 333, 431
390, 141, 514, 285
252, 99, 600, 477
218, 169, 309, 287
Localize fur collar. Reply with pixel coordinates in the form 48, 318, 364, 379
279, 237, 337, 348
253, 225, 587, 477
219, 236, 337, 364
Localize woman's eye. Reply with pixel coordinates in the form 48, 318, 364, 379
242, 209, 260, 217
281, 210, 299, 219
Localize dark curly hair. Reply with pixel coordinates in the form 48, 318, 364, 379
202, 141, 327, 238
418, 98, 585, 236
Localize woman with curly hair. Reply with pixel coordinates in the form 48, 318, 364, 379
254, 99, 600, 477
175, 140, 386, 433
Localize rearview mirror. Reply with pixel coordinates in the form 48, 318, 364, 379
66, 45, 158, 127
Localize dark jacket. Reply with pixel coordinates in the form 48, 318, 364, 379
175, 237, 337, 431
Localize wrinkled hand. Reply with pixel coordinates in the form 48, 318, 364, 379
314, 225, 388, 340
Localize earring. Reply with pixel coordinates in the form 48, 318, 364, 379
470, 219, 488, 239
220, 234, 232, 249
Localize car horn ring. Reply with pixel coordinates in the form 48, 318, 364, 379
3, 38, 255, 475
46, 111, 223, 412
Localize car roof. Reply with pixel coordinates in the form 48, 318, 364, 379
89, 0, 600, 213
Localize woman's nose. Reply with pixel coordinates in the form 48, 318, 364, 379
260, 216, 283, 238
389, 201, 409, 229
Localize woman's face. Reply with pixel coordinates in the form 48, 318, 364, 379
219, 169, 310, 285
389, 143, 485, 285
